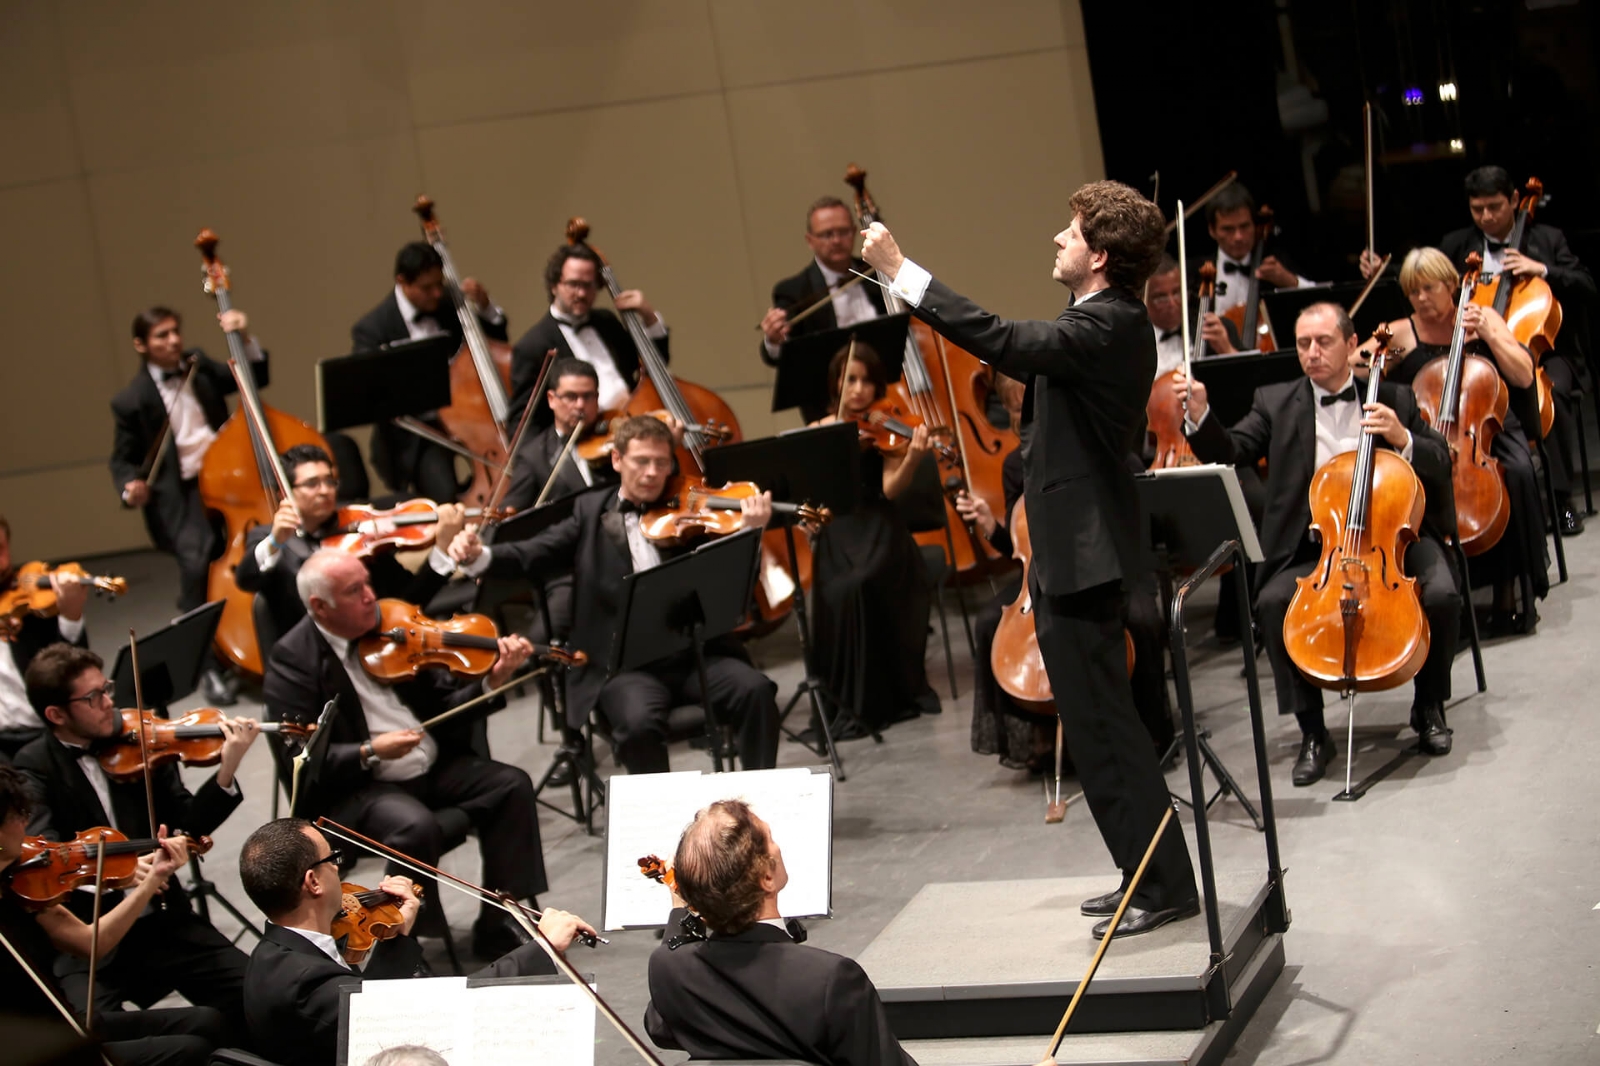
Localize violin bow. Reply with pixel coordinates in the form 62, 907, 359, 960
0, 927, 115, 1065
1347, 254, 1392, 319
534, 417, 589, 510
483, 348, 557, 526
834, 334, 857, 424
413, 664, 559, 734
126, 629, 158, 840
756, 274, 868, 332
84, 827, 110, 1029
142, 356, 201, 484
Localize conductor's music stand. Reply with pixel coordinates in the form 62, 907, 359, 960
1135, 464, 1288, 1014
610, 529, 765, 773
704, 422, 870, 780
773, 313, 912, 422
107, 602, 261, 942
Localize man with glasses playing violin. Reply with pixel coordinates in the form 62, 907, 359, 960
237, 817, 595, 1066
235, 444, 470, 642
14, 643, 260, 1044
260, 549, 545, 962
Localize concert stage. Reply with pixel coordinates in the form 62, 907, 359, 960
862, 869, 1284, 1065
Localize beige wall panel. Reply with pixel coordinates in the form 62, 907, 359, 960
0, 7, 80, 187
414, 95, 764, 406
710, 0, 1068, 88
1, 178, 119, 470
0, 465, 149, 559
400, 1, 722, 128
728, 50, 1104, 327
62, 1, 411, 174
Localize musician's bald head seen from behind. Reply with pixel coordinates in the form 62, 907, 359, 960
672, 799, 789, 936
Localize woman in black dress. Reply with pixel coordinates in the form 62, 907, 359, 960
1357, 246, 1548, 633
808, 343, 941, 733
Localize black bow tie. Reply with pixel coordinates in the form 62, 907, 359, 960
558, 315, 591, 330
161, 368, 187, 383
1159, 328, 1181, 342
1485, 239, 1508, 253
615, 496, 649, 515
1222, 260, 1250, 275
1320, 384, 1360, 406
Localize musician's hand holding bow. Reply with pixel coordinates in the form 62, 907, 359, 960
860, 222, 906, 279
537, 907, 600, 953
954, 490, 996, 540
740, 492, 773, 532
380, 875, 422, 935
1172, 372, 1208, 423
269, 499, 301, 548
487, 635, 534, 689
1200, 312, 1236, 354
122, 479, 150, 508
1358, 248, 1385, 281
372, 729, 425, 760
448, 528, 484, 566
1361, 402, 1410, 449
760, 306, 791, 346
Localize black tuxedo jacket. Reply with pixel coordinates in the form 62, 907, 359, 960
234, 522, 450, 639
508, 309, 670, 426
644, 913, 916, 1066
1186, 377, 1455, 586
109, 349, 268, 550
260, 613, 504, 815
910, 281, 1152, 597
760, 258, 890, 368
1439, 222, 1595, 306
244, 922, 556, 1065
500, 422, 620, 512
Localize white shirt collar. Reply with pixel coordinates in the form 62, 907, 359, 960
551, 302, 591, 328
314, 622, 353, 660
275, 922, 350, 969
1073, 288, 1110, 306
758, 917, 791, 937
394, 283, 425, 326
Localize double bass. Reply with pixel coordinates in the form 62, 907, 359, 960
1221, 205, 1279, 353
195, 230, 329, 678
1412, 253, 1511, 556
845, 165, 1016, 578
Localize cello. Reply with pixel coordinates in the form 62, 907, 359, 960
195, 229, 330, 678
413, 195, 519, 507
1221, 205, 1279, 353
1412, 253, 1511, 556
1147, 262, 1215, 470
845, 165, 1015, 578
1283, 325, 1430, 693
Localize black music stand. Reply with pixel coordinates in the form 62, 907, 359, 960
610, 529, 764, 773
772, 313, 912, 419
703, 422, 871, 779
1262, 278, 1411, 339
1191, 351, 1306, 428
315, 335, 457, 431
107, 602, 260, 940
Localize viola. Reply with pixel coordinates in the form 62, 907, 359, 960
0, 562, 128, 639
638, 476, 832, 547
1220, 205, 1280, 353
332, 881, 422, 966
1283, 326, 1430, 692
321, 500, 512, 558
97, 708, 311, 783
4, 827, 213, 911
1412, 253, 1511, 556
357, 599, 588, 682
1147, 262, 1216, 470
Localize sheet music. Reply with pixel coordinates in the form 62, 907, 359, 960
344, 977, 596, 1066
345, 977, 469, 1062
603, 767, 833, 930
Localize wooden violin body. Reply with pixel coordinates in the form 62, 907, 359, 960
640, 477, 831, 547
5, 827, 213, 911
321, 500, 511, 557
333, 881, 422, 966
0, 562, 127, 639
97, 708, 309, 782
1413, 353, 1510, 556
359, 599, 501, 680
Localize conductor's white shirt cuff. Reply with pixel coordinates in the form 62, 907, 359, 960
889, 259, 932, 308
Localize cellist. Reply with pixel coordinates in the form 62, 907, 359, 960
1144, 255, 1238, 372
108, 304, 266, 707
1203, 182, 1318, 331
1175, 303, 1460, 786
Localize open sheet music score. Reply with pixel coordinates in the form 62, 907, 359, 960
340, 975, 597, 1066
603, 767, 834, 930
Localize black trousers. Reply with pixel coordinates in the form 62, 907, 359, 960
97, 1005, 227, 1066
595, 654, 780, 775
55, 906, 247, 1045
1539, 353, 1578, 498
163, 479, 216, 614
1031, 575, 1196, 911
324, 754, 548, 916
1256, 537, 1461, 736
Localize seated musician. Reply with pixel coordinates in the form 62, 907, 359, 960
502, 357, 620, 512
238, 817, 595, 1066
14, 644, 259, 1040
234, 444, 468, 641
261, 548, 546, 960
644, 799, 916, 1066
1357, 247, 1548, 635
1205, 183, 1317, 339
1144, 255, 1241, 373
0, 764, 226, 1066
508, 243, 669, 422
810, 343, 941, 732
1177, 303, 1461, 785
0, 516, 91, 759
352, 241, 509, 502
759, 196, 888, 422
451, 416, 781, 776
108, 305, 268, 706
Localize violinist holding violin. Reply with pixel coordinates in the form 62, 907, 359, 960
14, 643, 259, 1041
0, 764, 227, 1065
0, 516, 92, 758
238, 817, 596, 1066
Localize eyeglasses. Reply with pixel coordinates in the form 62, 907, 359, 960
305, 848, 344, 875
553, 390, 598, 403
66, 682, 115, 706
293, 476, 340, 491
809, 227, 855, 241
558, 278, 598, 291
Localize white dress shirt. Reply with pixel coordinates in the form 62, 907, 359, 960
1211, 249, 1315, 317
553, 303, 667, 412
276, 923, 351, 969
1184, 372, 1412, 469
315, 624, 438, 782
0, 615, 84, 730
1153, 323, 1187, 377
145, 336, 263, 481
762, 257, 881, 362
623, 503, 663, 573
394, 283, 506, 343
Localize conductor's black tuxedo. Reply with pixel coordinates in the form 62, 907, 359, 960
761, 258, 889, 423
261, 614, 547, 902
906, 278, 1195, 912
644, 910, 916, 1066
508, 309, 669, 427
244, 922, 555, 1065
109, 349, 267, 611
14, 729, 248, 1033
350, 291, 509, 498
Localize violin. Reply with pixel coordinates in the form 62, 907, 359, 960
96, 707, 311, 783
573, 409, 734, 467
4, 827, 213, 911
1147, 262, 1215, 470
637, 854, 676, 890
638, 476, 832, 547
0, 562, 128, 639
357, 599, 588, 682
1283, 326, 1430, 692
849, 399, 959, 464
321, 500, 513, 558
1221, 205, 1280, 353
1412, 253, 1511, 556
332, 881, 423, 966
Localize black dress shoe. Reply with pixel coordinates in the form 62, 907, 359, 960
1560, 506, 1585, 536
1413, 701, 1453, 756
200, 667, 239, 707
472, 912, 531, 959
1080, 886, 1126, 917
1291, 731, 1335, 787
1483, 608, 1538, 638
1091, 899, 1200, 939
